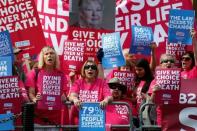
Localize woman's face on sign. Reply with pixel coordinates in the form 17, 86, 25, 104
80, 0, 103, 27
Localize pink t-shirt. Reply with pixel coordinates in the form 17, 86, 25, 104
70, 78, 111, 102
148, 79, 162, 126
25, 68, 69, 125
106, 99, 135, 126
181, 66, 197, 79
136, 81, 145, 112
69, 78, 112, 124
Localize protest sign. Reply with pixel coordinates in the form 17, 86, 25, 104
0, 56, 12, 77
0, 0, 46, 59
0, 76, 21, 114
35, 1, 194, 66
63, 40, 85, 73
166, 42, 187, 67
37, 75, 63, 110
79, 103, 105, 131
162, 79, 197, 131
130, 25, 153, 55
69, 0, 115, 30
69, 28, 113, 62
34, 0, 69, 55
116, 0, 194, 61
112, 70, 135, 89
102, 32, 125, 68
0, 113, 14, 130
0, 31, 14, 61
155, 68, 181, 104
168, 9, 195, 44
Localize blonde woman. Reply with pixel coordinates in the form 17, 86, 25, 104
26, 46, 68, 130
69, 59, 113, 125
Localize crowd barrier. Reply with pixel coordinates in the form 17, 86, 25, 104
15, 101, 134, 131
139, 103, 161, 131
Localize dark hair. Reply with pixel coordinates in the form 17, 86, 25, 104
134, 58, 154, 93
182, 51, 195, 69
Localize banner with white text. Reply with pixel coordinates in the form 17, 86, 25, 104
155, 68, 181, 104
168, 9, 195, 44
0, 56, 12, 77
63, 40, 85, 74
162, 79, 197, 131
79, 103, 105, 131
0, 31, 14, 61
116, 0, 194, 62
37, 74, 63, 110
0, 0, 46, 59
130, 25, 153, 55
0, 76, 21, 114
102, 32, 125, 68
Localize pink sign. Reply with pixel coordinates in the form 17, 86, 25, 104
0, 76, 22, 114
63, 40, 85, 73
112, 70, 135, 90
0, 0, 46, 59
162, 79, 197, 131
37, 75, 63, 110
155, 68, 181, 104
69, 27, 113, 61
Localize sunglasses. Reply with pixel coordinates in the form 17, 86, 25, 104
110, 85, 123, 91
84, 65, 97, 70
181, 57, 191, 61
161, 59, 175, 64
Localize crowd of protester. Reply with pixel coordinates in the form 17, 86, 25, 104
1, 28, 197, 131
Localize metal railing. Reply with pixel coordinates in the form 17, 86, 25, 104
15, 101, 134, 131
139, 103, 161, 131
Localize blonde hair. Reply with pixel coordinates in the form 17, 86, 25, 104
79, 0, 103, 9
122, 48, 130, 57
118, 60, 131, 70
160, 54, 175, 64
38, 46, 60, 69
81, 60, 98, 78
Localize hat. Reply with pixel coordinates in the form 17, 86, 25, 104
13, 47, 22, 54
108, 77, 127, 94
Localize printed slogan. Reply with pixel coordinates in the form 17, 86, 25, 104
0, 0, 37, 32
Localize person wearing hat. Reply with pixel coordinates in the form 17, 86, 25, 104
105, 77, 138, 131
107, 77, 127, 100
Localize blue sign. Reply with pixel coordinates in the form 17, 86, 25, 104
0, 30, 14, 62
130, 25, 153, 55
79, 103, 105, 131
102, 32, 125, 68
0, 56, 12, 77
168, 9, 195, 44
0, 113, 15, 130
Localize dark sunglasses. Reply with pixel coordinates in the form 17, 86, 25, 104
161, 59, 175, 64
84, 65, 97, 70
181, 57, 191, 61
110, 85, 123, 91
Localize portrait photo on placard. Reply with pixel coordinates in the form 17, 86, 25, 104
69, 0, 115, 30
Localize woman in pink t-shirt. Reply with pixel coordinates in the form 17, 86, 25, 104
69, 60, 113, 125
148, 54, 176, 125
26, 46, 69, 130
181, 29, 197, 79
